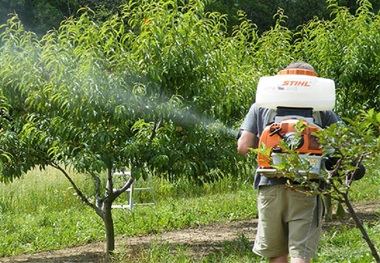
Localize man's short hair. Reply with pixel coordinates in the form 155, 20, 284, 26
285, 62, 315, 72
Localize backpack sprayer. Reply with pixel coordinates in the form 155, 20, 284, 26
255, 68, 336, 178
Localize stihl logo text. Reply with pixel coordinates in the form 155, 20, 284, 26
282, 80, 311, 87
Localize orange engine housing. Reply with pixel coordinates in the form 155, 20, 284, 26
257, 118, 322, 169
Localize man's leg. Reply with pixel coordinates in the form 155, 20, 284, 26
290, 257, 310, 263
253, 186, 289, 258
269, 254, 288, 263
287, 189, 322, 262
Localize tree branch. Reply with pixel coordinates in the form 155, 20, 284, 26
149, 118, 162, 141
342, 192, 380, 262
48, 161, 103, 217
113, 175, 134, 197
90, 172, 103, 210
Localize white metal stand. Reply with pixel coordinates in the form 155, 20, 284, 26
111, 170, 156, 210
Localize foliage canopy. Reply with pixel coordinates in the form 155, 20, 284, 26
1, 0, 380, 255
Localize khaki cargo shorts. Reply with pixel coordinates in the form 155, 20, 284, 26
253, 184, 323, 259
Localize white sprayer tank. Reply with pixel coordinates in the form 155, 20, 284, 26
255, 70, 336, 111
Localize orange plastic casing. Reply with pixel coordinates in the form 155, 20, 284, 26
257, 118, 322, 168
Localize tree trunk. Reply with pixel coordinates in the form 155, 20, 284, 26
102, 168, 116, 256
342, 192, 380, 262
103, 201, 115, 256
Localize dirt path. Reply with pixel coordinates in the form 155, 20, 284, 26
1, 201, 379, 263
0, 219, 257, 263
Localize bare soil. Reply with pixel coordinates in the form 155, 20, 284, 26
1, 201, 379, 263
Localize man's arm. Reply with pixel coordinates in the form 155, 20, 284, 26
237, 130, 258, 155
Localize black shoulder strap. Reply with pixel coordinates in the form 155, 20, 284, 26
276, 107, 313, 117
266, 107, 322, 127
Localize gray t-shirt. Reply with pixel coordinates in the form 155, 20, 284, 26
240, 103, 341, 188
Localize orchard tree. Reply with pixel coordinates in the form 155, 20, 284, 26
318, 110, 380, 261
293, 0, 380, 118
0, 0, 251, 256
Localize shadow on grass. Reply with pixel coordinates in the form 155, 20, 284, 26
323, 208, 380, 232
0, 252, 106, 263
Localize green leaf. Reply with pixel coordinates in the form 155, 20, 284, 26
336, 202, 345, 219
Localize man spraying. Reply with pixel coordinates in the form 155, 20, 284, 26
237, 62, 340, 263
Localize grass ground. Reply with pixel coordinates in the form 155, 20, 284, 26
0, 166, 380, 262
